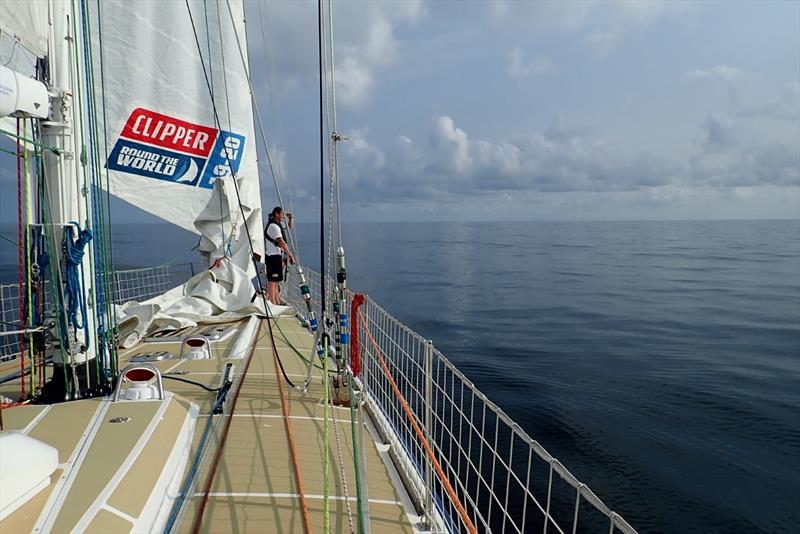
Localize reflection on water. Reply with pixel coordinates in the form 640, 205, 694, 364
1, 219, 798, 533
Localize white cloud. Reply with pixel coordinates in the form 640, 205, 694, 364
332, 0, 426, 107
490, 0, 694, 29
338, 114, 680, 204
509, 48, 554, 79
701, 115, 737, 152
489, 0, 695, 59
429, 116, 472, 175
690, 114, 800, 187
336, 57, 374, 108
738, 82, 800, 121
246, 0, 425, 108
335, 106, 798, 210
683, 66, 748, 83
582, 30, 623, 59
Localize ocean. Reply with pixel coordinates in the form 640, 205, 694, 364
1, 219, 798, 533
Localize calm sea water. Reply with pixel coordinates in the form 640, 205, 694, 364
1, 220, 798, 533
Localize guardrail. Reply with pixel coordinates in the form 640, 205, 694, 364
2, 260, 637, 533
284, 266, 637, 534
0, 262, 198, 362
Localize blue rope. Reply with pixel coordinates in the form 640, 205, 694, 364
65, 222, 92, 348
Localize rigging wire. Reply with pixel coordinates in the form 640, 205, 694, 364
94, 0, 120, 376
252, 1, 299, 259
318, 0, 327, 319
224, 1, 300, 260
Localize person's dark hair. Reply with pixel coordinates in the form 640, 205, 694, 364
268, 206, 282, 223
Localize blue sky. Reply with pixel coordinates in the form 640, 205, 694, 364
1, 0, 798, 224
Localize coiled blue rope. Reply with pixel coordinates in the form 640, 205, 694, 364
65, 222, 92, 345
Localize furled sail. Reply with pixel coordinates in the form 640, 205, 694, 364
89, 0, 263, 263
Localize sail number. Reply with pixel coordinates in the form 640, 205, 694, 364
212, 136, 241, 180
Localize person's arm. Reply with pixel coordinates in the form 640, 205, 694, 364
277, 238, 295, 264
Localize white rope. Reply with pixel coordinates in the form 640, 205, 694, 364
331, 403, 356, 534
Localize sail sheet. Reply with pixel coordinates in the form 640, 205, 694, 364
89, 0, 263, 262
0, 0, 49, 58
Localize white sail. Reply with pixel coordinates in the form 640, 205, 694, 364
0, 0, 49, 58
90, 0, 263, 262
82, 0, 283, 342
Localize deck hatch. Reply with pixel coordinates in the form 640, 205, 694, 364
142, 324, 236, 343
129, 351, 171, 363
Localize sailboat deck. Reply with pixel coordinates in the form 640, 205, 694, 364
0, 316, 418, 533
178, 315, 418, 533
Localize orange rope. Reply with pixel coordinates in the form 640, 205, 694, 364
272, 322, 314, 534
191, 323, 263, 533
359, 311, 478, 534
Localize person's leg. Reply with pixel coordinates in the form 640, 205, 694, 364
268, 280, 279, 305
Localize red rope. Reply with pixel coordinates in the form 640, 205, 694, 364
16, 118, 27, 400
190, 323, 263, 533
350, 294, 365, 376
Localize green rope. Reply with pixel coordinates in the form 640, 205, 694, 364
81, 0, 113, 384
0, 130, 61, 154
349, 373, 365, 533
0, 146, 24, 157
323, 335, 330, 533
94, 0, 120, 375
69, 0, 102, 387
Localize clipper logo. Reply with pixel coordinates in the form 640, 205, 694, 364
107, 107, 245, 189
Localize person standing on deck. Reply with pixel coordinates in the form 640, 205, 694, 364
264, 206, 295, 305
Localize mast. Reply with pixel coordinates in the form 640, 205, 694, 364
40, 0, 98, 397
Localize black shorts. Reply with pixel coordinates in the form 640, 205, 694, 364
266, 255, 284, 281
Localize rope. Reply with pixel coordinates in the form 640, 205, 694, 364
37, 146, 71, 393
64, 223, 93, 337
225, 0, 300, 259
23, 119, 35, 394
348, 370, 365, 534
274, 326, 314, 534
0, 233, 19, 246
0, 129, 61, 154
323, 335, 330, 533
80, 0, 108, 386
359, 310, 478, 534
16, 118, 27, 400
95, 0, 121, 376
188, 323, 262, 534
331, 400, 356, 534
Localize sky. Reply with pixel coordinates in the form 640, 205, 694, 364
1, 0, 799, 224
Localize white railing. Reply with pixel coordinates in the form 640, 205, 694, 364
285, 266, 637, 534
0, 262, 198, 362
